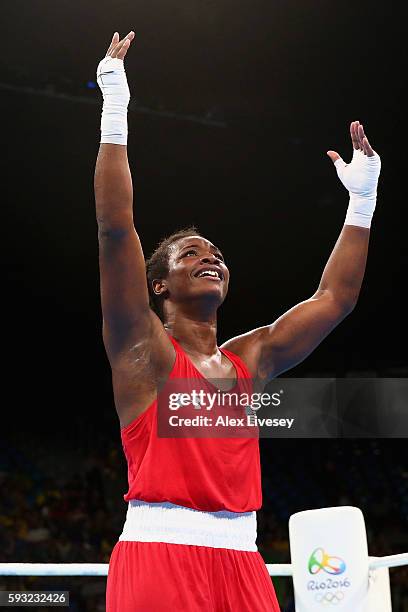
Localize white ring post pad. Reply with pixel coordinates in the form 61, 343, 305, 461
289, 506, 369, 611
367, 565, 392, 612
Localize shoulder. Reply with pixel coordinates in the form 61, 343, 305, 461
221, 327, 268, 377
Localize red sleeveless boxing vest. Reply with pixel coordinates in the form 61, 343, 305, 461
121, 336, 262, 512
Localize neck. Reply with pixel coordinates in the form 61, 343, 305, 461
164, 308, 218, 356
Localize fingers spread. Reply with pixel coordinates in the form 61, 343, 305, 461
363, 137, 374, 157
344, 120, 377, 160
357, 124, 374, 157
106, 32, 119, 56
109, 31, 135, 59
117, 39, 131, 60
327, 150, 341, 164
350, 121, 360, 150
357, 123, 366, 152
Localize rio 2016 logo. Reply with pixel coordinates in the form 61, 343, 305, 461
308, 548, 346, 575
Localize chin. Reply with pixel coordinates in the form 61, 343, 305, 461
187, 286, 224, 305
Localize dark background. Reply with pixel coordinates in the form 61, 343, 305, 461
1, 1, 407, 610
0, 0, 407, 427
2, 1, 407, 429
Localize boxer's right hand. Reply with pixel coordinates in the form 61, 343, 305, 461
105, 31, 135, 61
97, 31, 135, 102
97, 31, 135, 145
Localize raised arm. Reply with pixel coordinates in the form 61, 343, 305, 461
95, 33, 172, 368
223, 121, 381, 381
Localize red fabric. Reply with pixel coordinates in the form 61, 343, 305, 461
121, 336, 262, 512
106, 541, 280, 611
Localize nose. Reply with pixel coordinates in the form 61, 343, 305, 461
200, 254, 221, 265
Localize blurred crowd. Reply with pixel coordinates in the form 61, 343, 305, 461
0, 436, 407, 611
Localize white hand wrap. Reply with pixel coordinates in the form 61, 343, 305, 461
96, 57, 130, 145
334, 149, 381, 228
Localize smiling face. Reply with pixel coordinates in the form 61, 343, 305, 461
152, 235, 230, 315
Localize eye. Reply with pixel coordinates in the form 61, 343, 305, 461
182, 249, 197, 257
214, 252, 224, 261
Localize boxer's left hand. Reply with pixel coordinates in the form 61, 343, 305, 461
327, 121, 381, 198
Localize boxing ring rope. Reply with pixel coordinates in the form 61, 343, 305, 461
1, 553, 407, 576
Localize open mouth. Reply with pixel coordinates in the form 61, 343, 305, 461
194, 267, 223, 281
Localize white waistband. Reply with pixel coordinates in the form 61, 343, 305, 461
119, 500, 258, 552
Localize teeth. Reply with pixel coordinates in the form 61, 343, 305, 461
198, 269, 220, 278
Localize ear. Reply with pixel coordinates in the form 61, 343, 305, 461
152, 279, 168, 296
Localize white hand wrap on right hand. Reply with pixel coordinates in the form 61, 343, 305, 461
334, 149, 381, 228
97, 56, 130, 145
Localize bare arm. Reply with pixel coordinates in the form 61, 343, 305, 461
95, 33, 173, 369
95, 143, 151, 351
255, 223, 369, 378
223, 121, 381, 381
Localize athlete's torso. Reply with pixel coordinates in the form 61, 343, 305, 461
121, 336, 262, 512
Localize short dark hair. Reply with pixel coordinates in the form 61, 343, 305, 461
146, 226, 202, 321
